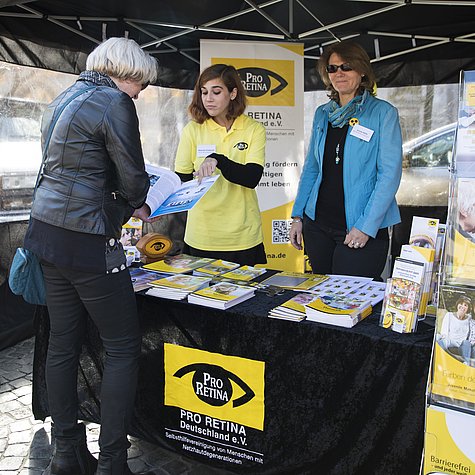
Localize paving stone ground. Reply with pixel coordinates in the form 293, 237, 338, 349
0, 338, 233, 475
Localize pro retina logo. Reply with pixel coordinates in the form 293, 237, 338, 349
234, 142, 248, 151
239, 67, 288, 97
174, 363, 255, 408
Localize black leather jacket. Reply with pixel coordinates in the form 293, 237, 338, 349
31, 80, 150, 238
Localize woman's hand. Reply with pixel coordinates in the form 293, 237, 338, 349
344, 227, 369, 249
194, 156, 218, 182
290, 220, 303, 251
132, 203, 161, 223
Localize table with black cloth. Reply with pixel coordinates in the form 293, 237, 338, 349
32, 287, 434, 475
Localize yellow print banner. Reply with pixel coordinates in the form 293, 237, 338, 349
164, 343, 265, 430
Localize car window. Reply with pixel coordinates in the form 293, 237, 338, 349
404, 130, 455, 168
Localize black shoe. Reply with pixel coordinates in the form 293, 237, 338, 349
48, 423, 97, 475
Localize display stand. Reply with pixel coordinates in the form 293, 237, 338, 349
423, 70, 475, 475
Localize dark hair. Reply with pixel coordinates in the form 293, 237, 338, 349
189, 64, 247, 124
317, 41, 376, 101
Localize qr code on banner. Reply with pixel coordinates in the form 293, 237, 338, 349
272, 219, 291, 244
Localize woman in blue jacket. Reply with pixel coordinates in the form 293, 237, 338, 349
290, 41, 402, 280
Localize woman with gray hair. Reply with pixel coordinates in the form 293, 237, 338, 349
24, 37, 157, 475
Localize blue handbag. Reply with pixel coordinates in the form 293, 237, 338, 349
9, 247, 46, 305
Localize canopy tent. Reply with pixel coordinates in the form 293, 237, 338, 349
0, 0, 474, 90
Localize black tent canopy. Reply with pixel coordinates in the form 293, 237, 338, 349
0, 0, 474, 90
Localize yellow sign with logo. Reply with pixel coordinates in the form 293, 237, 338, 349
164, 343, 265, 430
211, 57, 295, 107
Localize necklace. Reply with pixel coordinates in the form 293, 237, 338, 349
335, 128, 348, 164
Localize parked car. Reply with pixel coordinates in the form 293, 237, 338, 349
397, 122, 455, 208
392, 122, 455, 257
0, 113, 42, 222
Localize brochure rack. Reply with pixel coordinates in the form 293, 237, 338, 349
423, 70, 475, 475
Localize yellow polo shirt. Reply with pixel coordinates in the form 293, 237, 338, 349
175, 114, 266, 251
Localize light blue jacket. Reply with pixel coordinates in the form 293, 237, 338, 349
292, 93, 402, 238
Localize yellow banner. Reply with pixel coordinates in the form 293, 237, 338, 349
164, 343, 265, 430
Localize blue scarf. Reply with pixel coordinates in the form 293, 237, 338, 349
328, 90, 368, 128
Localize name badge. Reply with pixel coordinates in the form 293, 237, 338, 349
350, 124, 374, 142
197, 144, 216, 157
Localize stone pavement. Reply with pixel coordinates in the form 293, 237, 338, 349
0, 337, 233, 475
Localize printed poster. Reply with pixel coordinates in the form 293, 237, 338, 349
201, 39, 305, 271
163, 343, 266, 468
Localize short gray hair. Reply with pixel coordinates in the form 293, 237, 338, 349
457, 179, 475, 216
86, 37, 158, 85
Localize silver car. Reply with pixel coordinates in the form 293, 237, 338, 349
397, 123, 455, 208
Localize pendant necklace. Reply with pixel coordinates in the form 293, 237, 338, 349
335, 129, 348, 165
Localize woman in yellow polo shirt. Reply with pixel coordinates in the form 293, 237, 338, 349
175, 64, 267, 265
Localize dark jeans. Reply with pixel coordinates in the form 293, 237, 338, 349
41, 262, 141, 463
303, 217, 389, 280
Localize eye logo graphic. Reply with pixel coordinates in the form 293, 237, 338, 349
234, 142, 248, 151
238, 67, 288, 97
174, 363, 255, 408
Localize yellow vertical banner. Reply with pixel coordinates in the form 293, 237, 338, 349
200, 40, 305, 271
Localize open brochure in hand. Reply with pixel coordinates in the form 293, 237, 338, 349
259, 271, 328, 291
220, 265, 267, 282
145, 274, 212, 300
193, 259, 240, 277
268, 293, 320, 322
145, 164, 219, 218
188, 282, 255, 309
143, 254, 215, 274
305, 295, 372, 328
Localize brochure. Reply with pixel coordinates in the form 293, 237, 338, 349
128, 266, 170, 292
220, 265, 267, 282
445, 177, 475, 285
268, 292, 320, 322
143, 254, 215, 274
259, 271, 328, 291
380, 257, 425, 333
145, 164, 219, 218
430, 285, 475, 408
304, 295, 372, 328
193, 259, 240, 277
188, 282, 255, 309
146, 274, 212, 300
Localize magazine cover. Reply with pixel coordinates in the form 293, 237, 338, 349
409, 216, 439, 249
431, 285, 475, 407
220, 265, 267, 281
193, 259, 240, 276
445, 177, 475, 285
128, 267, 170, 292
150, 274, 212, 291
268, 292, 320, 321
143, 254, 215, 274
423, 404, 475, 474
305, 295, 372, 328
188, 282, 255, 309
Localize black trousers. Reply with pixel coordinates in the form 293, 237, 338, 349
303, 217, 389, 280
41, 262, 141, 464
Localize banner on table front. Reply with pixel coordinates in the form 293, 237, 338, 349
201, 40, 305, 271
164, 343, 265, 430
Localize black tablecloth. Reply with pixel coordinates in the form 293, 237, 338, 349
32, 290, 434, 475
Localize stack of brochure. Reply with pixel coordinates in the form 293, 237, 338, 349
145, 274, 212, 300
193, 259, 240, 277
268, 293, 320, 322
219, 265, 267, 282
143, 254, 215, 274
188, 282, 255, 309
128, 267, 171, 292
305, 295, 373, 328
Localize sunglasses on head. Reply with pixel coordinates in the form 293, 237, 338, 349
326, 63, 353, 73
